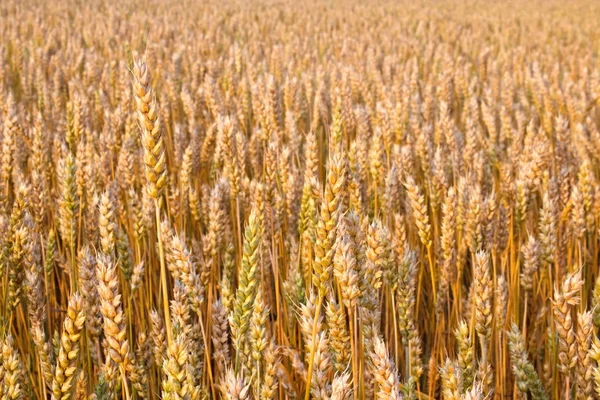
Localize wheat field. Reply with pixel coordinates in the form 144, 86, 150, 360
1, 0, 600, 398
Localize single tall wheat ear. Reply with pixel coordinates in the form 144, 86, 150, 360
132, 59, 167, 200
132, 57, 172, 346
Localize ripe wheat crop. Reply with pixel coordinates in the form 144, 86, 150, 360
1, 0, 600, 398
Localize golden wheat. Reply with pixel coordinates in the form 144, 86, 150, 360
2, 0, 600, 399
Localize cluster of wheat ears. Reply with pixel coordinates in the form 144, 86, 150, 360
2, 0, 600, 399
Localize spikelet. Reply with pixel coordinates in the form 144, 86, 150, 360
7, 202, 28, 313
130, 333, 149, 399
0, 96, 16, 200
462, 383, 485, 400
116, 228, 134, 281
325, 297, 350, 373
161, 328, 193, 399
98, 190, 116, 256
132, 59, 167, 199
31, 323, 54, 390
163, 228, 203, 313
328, 372, 352, 400
438, 186, 457, 316
590, 336, 600, 398
332, 232, 360, 308
365, 220, 394, 287
369, 336, 402, 400
23, 231, 53, 388
313, 154, 345, 297
299, 291, 323, 358
57, 152, 79, 251
440, 358, 461, 400
404, 176, 431, 248
408, 329, 424, 380
495, 275, 508, 332
507, 323, 547, 400
1, 334, 24, 400
96, 254, 131, 376
396, 250, 417, 339
520, 235, 539, 293
221, 369, 251, 400
78, 247, 102, 342
220, 244, 236, 313
130, 261, 145, 292
466, 186, 484, 252
212, 300, 230, 374
472, 250, 493, 394
249, 287, 269, 387
259, 339, 279, 400
455, 320, 475, 392
576, 311, 593, 399
308, 332, 331, 400
553, 270, 583, 373
473, 251, 492, 343
230, 209, 261, 357
218, 116, 241, 199
538, 192, 557, 267
52, 292, 86, 400
592, 274, 600, 327
150, 310, 167, 368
